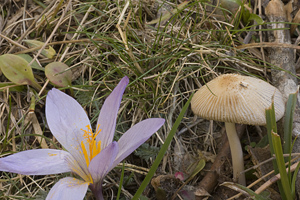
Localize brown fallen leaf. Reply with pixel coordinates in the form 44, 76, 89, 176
24, 112, 49, 149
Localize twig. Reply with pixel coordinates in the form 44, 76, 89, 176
195, 125, 246, 200
255, 161, 300, 194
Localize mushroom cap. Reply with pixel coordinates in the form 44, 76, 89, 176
191, 74, 285, 125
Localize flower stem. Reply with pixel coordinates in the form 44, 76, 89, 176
90, 183, 104, 200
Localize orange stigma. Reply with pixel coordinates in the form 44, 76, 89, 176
80, 124, 102, 167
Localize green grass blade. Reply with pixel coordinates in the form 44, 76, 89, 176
265, 103, 286, 199
4, 95, 12, 150
272, 131, 292, 200
221, 182, 271, 200
283, 92, 297, 185
132, 94, 193, 200
283, 92, 297, 157
265, 103, 278, 170
116, 162, 125, 200
291, 161, 300, 199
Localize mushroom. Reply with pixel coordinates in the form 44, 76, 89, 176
191, 74, 285, 185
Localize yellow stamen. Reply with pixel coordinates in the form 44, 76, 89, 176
80, 141, 90, 166
80, 124, 102, 167
48, 153, 57, 156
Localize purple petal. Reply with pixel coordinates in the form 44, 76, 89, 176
46, 177, 88, 200
46, 88, 91, 172
96, 76, 129, 148
111, 118, 165, 169
88, 141, 118, 184
64, 153, 92, 183
0, 149, 70, 175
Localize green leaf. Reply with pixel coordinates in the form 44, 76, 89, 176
45, 62, 72, 87
146, 1, 189, 25
17, 54, 44, 71
23, 40, 56, 58
220, 0, 242, 12
219, 0, 264, 25
188, 159, 205, 179
248, 13, 264, 25
0, 82, 25, 92
132, 94, 193, 200
0, 54, 41, 90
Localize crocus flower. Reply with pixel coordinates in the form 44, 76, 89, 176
0, 76, 165, 200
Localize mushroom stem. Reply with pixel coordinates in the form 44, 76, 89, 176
225, 122, 246, 185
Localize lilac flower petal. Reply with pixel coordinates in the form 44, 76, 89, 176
0, 149, 70, 175
96, 76, 129, 148
64, 153, 92, 183
46, 88, 91, 172
88, 141, 118, 183
111, 118, 165, 169
46, 177, 88, 200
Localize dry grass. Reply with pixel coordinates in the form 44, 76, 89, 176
0, 0, 293, 199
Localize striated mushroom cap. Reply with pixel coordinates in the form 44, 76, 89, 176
191, 74, 285, 125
